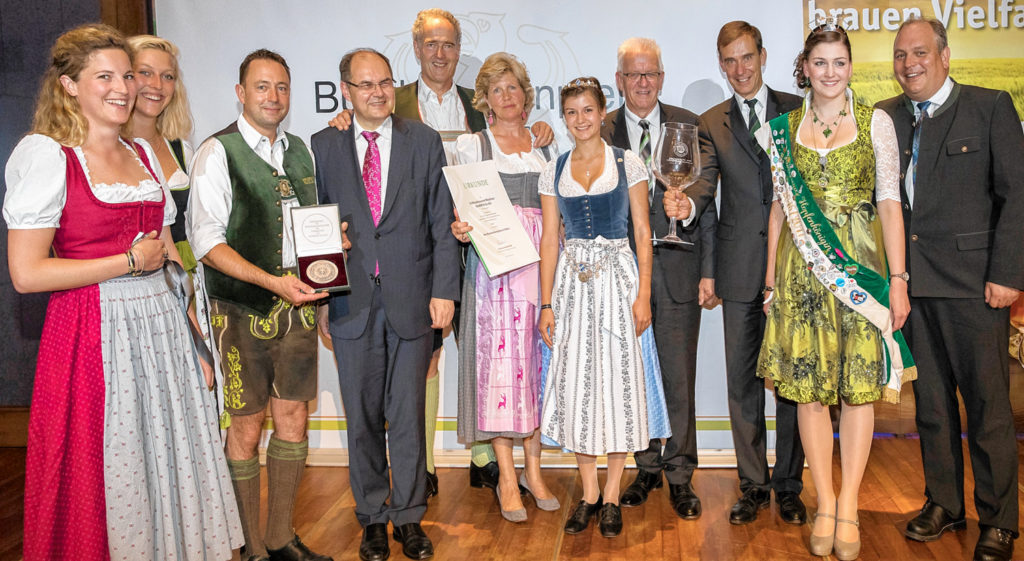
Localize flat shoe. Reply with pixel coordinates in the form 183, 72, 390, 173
564, 497, 603, 534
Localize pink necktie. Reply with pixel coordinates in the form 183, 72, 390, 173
362, 131, 382, 225
362, 130, 382, 275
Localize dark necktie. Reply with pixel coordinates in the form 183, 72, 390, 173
908, 100, 931, 207
744, 98, 760, 137
638, 119, 654, 205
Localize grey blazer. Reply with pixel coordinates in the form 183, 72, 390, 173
311, 114, 461, 339
689, 88, 802, 302
601, 102, 717, 304
876, 82, 1024, 297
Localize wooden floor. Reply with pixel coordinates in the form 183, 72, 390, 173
2, 437, 1022, 561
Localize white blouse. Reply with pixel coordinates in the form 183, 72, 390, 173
453, 130, 554, 173
538, 143, 647, 197
792, 102, 902, 203
4, 134, 176, 229
151, 137, 194, 192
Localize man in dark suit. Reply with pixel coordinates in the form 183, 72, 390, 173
332, 9, 553, 494
876, 18, 1023, 561
602, 37, 717, 520
678, 21, 806, 525
312, 48, 459, 561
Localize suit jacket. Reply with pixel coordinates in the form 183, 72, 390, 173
311, 114, 461, 340
600, 103, 717, 304
393, 81, 487, 133
689, 88, 802, 302
876, 82, 1024, 297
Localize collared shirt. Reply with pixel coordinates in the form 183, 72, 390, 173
416, 77, 467, 165
353, 115, 394, 205
623, 104, 662, 156
187, 114, 308, 267
622, 102, 695, 227
903, 77, 954, 203
734, 84, 770, 151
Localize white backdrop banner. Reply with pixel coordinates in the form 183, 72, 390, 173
154, 0, 842, 461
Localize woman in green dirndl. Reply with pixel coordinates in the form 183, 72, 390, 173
757, 21, 915, 561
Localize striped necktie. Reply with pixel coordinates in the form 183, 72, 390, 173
638, 119, 654, 204
745, 98, 760, 137
908, 100, 931, 207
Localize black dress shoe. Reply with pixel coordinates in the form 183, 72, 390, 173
268, 535, 333, 561
620, 469, 663, 507
599, 503, 623, 537
359, 524, 389, 561
392, 523, 433, 560
425, 470, 438, 499
729, 488, 770, 525
974, 526, 1016, 561
776, 491, 807, 524
904, 500, 966, 542
564, 497, 603, 534
469, 461, 500, 490
668, 483, 702, 520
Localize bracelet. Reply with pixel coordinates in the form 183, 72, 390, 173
540, 304, 552, 310
763, 291, 775, 305
126, 250, 137, 275
763, 286, 774, 293
133, 249, 146, 276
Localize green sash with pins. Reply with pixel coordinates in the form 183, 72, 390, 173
766, 114, 915, 400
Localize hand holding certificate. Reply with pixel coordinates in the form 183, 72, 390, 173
290, 204, 350, 292
443, 160, 540, 277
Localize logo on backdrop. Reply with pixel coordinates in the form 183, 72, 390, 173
314, 12, 587, 114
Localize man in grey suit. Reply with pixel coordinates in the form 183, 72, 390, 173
676, 21, 806, 525
312, 48, 459, 561
602, 37, 716, 520
876, 18, 1023, 561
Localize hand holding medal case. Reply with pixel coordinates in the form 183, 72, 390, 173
290, 203, 350, 292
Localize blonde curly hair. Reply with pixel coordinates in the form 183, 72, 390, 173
32, 23, 129, 146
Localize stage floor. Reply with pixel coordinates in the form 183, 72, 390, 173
2, 436, 1022, 561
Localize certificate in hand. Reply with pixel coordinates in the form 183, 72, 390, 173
443, 160, 540, 277
290, 204, 350, 292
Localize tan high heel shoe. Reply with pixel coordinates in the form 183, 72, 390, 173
809, 501, 837, 556
834, 517, 861, 560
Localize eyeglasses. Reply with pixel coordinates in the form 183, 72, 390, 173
345, 78, 395, 93
419, 41, 457, 54
621, 71, 663, 82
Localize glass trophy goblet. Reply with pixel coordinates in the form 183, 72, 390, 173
652, 122, 700, 246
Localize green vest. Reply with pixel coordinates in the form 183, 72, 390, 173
204, 122, 317, 315
393, 81, 487, 133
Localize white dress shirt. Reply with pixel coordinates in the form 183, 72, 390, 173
187, 114, 308, 267
416, 77, 467, 165
904, 77, 954, 205
734, 84, 770, 151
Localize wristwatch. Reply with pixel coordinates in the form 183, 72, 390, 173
889, 272, 909, 282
